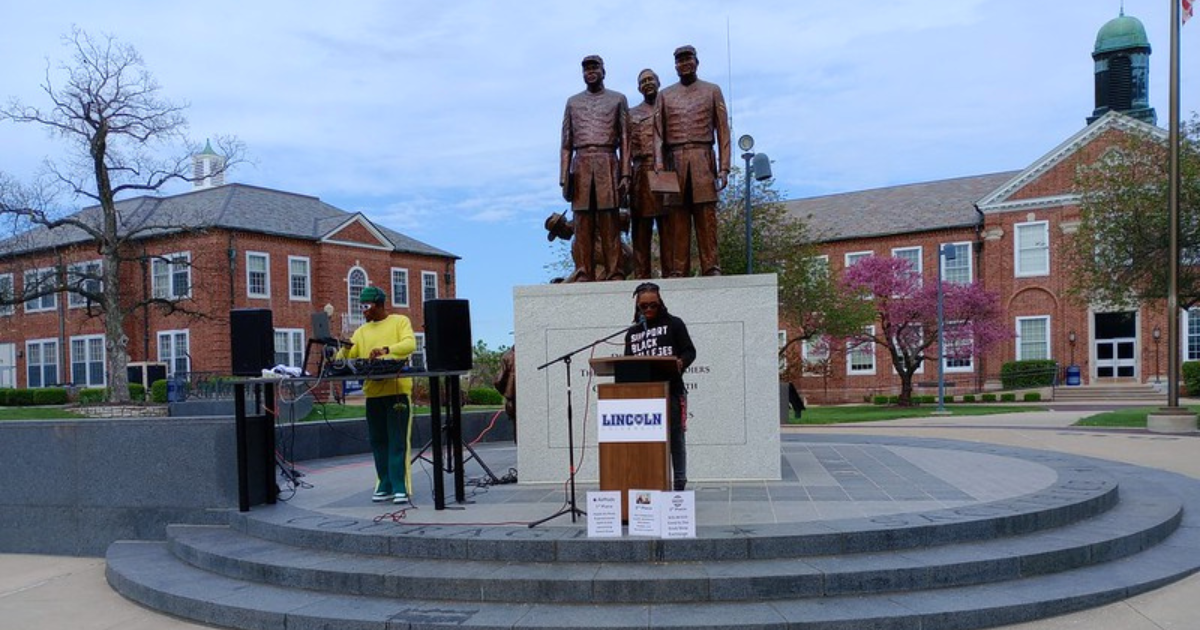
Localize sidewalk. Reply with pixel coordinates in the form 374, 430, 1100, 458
2, 407, 1198, 630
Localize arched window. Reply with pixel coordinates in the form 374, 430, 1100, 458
347, 267, 367, 329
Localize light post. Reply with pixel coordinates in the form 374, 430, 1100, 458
737, 134, 772, 274
1068, 331, 1076, 366
936, 244, 957, 415
1153, 326, 1162, 384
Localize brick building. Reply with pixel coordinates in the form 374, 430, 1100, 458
0, 180, 457, 388
784, 12, 1178, 403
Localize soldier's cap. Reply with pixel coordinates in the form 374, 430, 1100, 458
673, 45, 697, 59
359, 286, 386, 304
544, 211, 574, 241
581, 54, 604, 67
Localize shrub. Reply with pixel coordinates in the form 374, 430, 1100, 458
1184, 361, 1200, 396
943, 395, 954, 404
1023, 392, 1042, 402
982, 393, 997, 403
32, 388, 68, 405
1000, 393, 1017, 402
916, 395, 935, 404
79, 388, 107, 404
0, 388, 14, 405
467, 387, 504, 405
962, 394, 976, 403
150, 379, 169, 404
888, 395, 900, 404
872, 395, 889, 405
128, 383, 146, 401
8, 389, 35, 406
1000, 360, 1058, 389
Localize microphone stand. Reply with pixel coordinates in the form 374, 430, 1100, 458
528, 321, 640, 528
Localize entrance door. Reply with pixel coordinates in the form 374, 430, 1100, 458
0, 343, 15, 388
1094, 312, 1137, 379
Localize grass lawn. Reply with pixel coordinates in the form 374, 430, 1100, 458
0, 407, 85, 420
1074, 405, 1200, 428
788, 404, 1042, 425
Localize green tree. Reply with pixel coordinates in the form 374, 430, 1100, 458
717, 166, 873, 374
468, 339, 509, 392
1069, 116, 1200, 310
0, 29, 242, 401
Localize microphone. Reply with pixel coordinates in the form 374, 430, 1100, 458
638, 313, 648, 333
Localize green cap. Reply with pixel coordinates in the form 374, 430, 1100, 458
359, 286, 386, 304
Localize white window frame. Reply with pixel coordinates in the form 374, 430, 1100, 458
157, 329, 191, 377
288, 256, 311, 301
151, 251, 192, 300
1016, 316, 1051, 361
891, 246, 923, 283
273, 328, 305, 368
70, 334, 106, 387
943, 320, 975, 373
246, 251, 270, 299
67, 260, 103, 309
1186, 308, 1200, 362
391, 267, 410, 308
847, 326, 876, 375
422, 271, 439, 303
808, 255, 830, 280
844, 251, 872, 270
412, 332, 427, 370
801, 336, 831, 376
24, 267, 57, 313
1014, 221, 1050, 278
346, 267, 368, 329
941, 241, 973, 285
0, 273, 13, 316
26, 338, 58, 388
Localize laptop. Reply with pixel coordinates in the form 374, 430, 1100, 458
311, 311, 334, 343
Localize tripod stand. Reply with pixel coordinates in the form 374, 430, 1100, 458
411, 416, 500, 485
528, 322, 638, 528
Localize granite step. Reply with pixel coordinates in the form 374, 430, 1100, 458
164, 479, 1180, 604
106, 523, 1200, 630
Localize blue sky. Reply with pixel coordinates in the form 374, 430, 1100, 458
1, 1, 1196, 348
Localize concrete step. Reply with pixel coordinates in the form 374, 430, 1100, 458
1054, 384, 1166, 401
162, 479, 1180, 604
105, 525, 1200, 630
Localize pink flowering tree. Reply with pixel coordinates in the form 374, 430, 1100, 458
840, 255, 1010, 406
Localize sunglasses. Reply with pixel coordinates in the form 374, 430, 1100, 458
637, 301, 661, 312
360, 302, 376, 311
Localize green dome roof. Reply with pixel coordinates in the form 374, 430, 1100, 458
1094, 14, 1151, 54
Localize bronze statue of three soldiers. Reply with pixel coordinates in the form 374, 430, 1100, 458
558, 46, 731, 281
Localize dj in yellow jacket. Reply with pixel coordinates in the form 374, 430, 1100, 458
337, 286, 417, 504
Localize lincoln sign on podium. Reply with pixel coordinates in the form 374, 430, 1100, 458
597, 398, 668, 442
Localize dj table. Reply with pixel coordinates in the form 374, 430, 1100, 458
232, 369, 471, 512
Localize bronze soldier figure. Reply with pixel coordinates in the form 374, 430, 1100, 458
628, 69, 670, 279
655, 45, 731, 277
560, 55, 630, 282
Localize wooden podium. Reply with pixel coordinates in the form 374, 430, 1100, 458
590, 356, 677, 521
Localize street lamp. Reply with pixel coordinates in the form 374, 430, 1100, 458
1153, 326, 1162, 384
738, 134, 772, 274
936, 244, 957, 415
1068, 331, 1076, 366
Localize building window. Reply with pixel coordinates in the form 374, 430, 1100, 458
157, 330, 191, 377
422, 271, 438, 302
288, 256, 310, 301
23, 268, 57, 313
274, 328, 304, 368
943, 321, 974, 372
847, 327, 876, 375
1015, 221, 1050, 277
151, 252, 191, 300
845, 251, 872, 270
892, 246, 922, 283
802, 336, 831, 375
70, 335, 106, 387
412, 333, 426, 370
246, 252, 270, 298
778, 330, 787, 374
942, 242, 973, 285
0, 274, 13, 316
26, 339, 58, 388
1016, 316, 1051, 360
1187, 309, 1200, 361
391, 268, 410, 308
347, 267, 367, 328
66, 260, 103, 308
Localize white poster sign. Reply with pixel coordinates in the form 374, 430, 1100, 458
627, 489, 662, 537
662, 491, 696, 538
597, 398, 668, 443
586, 491, 622, 538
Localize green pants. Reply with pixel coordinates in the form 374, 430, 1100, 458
366, 394, 412, 495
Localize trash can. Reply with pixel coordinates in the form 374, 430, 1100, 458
1066, 365, 1081, 386
167, 377, 185, 402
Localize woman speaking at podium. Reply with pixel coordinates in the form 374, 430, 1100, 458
624, 282, 696, 491
337, 286, 416, 504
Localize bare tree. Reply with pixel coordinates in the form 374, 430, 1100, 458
0, 27, 242, 402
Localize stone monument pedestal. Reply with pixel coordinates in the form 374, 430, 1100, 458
513, 275, 781, 484
1147, 407, 1198, 434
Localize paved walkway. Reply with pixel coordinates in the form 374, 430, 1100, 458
3, 406, 1200, 630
